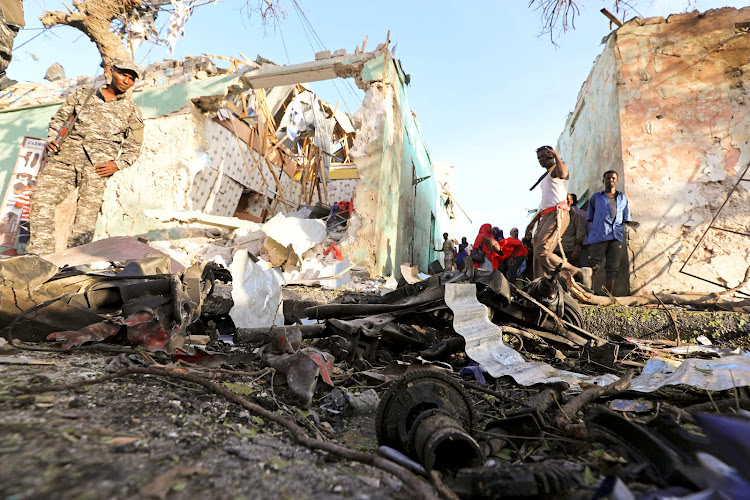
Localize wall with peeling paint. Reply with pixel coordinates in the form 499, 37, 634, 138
96, 110, 207, 242
559, 7, 750, 295
344, 55, 444, 278
558, 34, 629, 294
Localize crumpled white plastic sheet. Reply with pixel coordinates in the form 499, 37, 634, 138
444, 284, 618, 389
629, 354, 750, 393
444, 283, 750, 393
261, 213, 327, 261
229, 250, 284, 328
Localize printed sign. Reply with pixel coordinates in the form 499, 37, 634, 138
0, 136, 47, 251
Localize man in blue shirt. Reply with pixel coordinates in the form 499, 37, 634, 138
587, 170, 632, 294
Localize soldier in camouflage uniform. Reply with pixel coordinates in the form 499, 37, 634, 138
27, 59, 144, 255
0, 0, 24, 90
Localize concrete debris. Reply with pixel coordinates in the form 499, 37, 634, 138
5, 246, 750, 499
44, 62, 66, 82
261, 212, 327, 262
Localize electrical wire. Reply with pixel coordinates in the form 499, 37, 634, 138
12, 28, 53, 50
289, 2, 361, 103
289, 0, 359, 113
278, 25, 291, 66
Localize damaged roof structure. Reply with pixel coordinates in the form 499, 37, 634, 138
0, 45, 453, 278
558, 7, 750, 296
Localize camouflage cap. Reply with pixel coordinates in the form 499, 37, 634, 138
111, 58, 142, 80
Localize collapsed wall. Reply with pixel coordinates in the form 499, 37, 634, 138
0, 48, 446, 279
344, 56, 444, 278
559, 7, 750, 295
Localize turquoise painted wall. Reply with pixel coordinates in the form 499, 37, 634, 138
0, 104, 58, 193
0, 73, 239, 196
363, 56, 444, 275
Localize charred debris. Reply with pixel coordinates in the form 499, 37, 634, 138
2, 224, 750, 499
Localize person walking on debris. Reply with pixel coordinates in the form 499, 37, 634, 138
525, 146, 591, 291
435, 232, 456, 271
27, 59, 144, 255
587, 170, 633, 295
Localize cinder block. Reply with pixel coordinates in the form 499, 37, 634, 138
315, 50, 332, 60
333, 49, 347, 57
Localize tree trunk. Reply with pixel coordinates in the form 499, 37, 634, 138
40, 0, 140, 67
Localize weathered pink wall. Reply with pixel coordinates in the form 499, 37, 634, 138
560, 7, 750, 295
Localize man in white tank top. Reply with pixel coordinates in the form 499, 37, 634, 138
525, 146, 591, 288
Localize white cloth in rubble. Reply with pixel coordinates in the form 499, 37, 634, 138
229, 250, 284, 328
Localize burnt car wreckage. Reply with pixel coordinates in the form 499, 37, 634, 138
2, 252, 750, 499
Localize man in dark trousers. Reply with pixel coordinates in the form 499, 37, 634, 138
435, 232, 456, 271
587, 170, 633, 294
27, 59, 144, 255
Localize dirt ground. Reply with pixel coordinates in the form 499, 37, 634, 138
0, 349, 404, 500
2, 290, 749, 500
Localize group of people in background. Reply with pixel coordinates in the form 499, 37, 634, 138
437, 226, 530, 284
436, 145, 633, 296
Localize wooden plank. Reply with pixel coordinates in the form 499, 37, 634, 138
241, 93, 248, 116
381, 30, 390, 83
329, 167, 359, 180
343, 133, 351, 163
600, 8, 624, 27
238, 52, 261, 69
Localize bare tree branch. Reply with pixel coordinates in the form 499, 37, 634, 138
41, 0, 141, 66
39, 0, 288, 67
528, 0, 658, 43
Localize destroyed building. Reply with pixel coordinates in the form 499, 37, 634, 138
0, 47, 452, 278
557, 7, 750, 296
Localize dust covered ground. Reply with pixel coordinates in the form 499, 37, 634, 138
2, 293, 750, 499
0, 349, 402, 500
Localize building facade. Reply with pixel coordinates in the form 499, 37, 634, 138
558, 7, 750, 295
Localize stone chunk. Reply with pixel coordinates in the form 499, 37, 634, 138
315, 50, 332, 60
44, 63, 66, 82
333, 49, 347, 57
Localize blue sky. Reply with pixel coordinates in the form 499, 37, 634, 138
8, 0, 747, 241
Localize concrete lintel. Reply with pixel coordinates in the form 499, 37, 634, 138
238, 50, 382, 89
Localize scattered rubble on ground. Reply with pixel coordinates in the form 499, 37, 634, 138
2, 206, 750, 499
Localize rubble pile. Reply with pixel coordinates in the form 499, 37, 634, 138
141, 204, 379, 293
0, 56, 223, 111
2, 225, 750, 498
